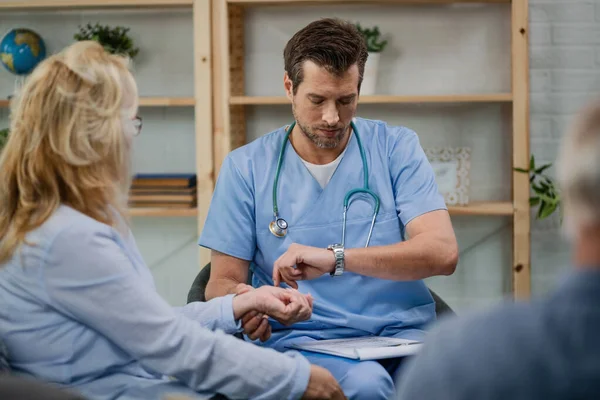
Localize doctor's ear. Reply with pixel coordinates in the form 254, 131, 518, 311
283, 72, 294, 100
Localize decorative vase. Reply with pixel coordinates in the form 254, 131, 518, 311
361, 52, 380, 95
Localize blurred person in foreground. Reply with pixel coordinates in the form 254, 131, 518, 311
394, 99, 600, 399
0, 40, 344, 400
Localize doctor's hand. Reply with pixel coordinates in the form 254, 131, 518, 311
273, 244, 335, 289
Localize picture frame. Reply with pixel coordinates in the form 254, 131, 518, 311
424, 147, 471, 206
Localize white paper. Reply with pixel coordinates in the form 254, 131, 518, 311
288, 336, 423, 360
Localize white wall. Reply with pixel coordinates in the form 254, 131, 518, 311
1, 1, 598, 311
528, 0, 600, 296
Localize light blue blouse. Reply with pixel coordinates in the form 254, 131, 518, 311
0, 206, 310, 400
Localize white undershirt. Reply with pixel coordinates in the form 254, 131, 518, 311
301, 141, 350, 189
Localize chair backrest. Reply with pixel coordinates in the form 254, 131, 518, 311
187, 262, 454, 317
0, 339, 9, 375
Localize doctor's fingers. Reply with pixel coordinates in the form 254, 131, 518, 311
242, 311, 261, 328
279, 267, 303, 288
281, 298, 311, 324
247, 317, 271, 341
284, 290, 313, 321
266, 293, 306, 324
242, 312, 271, 341
273, 269, 297, 289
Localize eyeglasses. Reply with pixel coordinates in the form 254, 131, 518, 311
133, 116, 143, 136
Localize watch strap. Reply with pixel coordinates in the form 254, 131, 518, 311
328, 244, 345, 277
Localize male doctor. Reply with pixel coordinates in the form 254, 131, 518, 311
199, 18, 458, 399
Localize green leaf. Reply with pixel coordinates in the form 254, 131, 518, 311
529, 197, 540, 206
543, 177, 555, 187
537, 200, 546, 219
537, 192, 559, 205
74, 23, 139, 59
530, 154, 535, 170
356, 22, 388, 52
539, 201, 558, 219
535, 163, 552, 174
514, 167, 529, 173
532, 183, 546, 195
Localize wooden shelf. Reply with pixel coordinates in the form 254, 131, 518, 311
227, 0, 510, 5
230, 93, 513, 105
448, 202, 514, 216
139, 97, 195, 107
0, 0, 192, 9
128, 207, 197, 217
0, 97, 194, 108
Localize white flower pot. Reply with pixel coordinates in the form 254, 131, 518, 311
361, 52, 380, 95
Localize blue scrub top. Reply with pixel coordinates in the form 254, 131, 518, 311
199, 117, 447, 350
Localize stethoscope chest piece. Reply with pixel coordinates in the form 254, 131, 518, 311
269, 217, 288, 237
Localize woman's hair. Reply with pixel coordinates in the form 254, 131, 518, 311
0, 40, 138, 263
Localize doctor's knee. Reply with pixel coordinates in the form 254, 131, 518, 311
341, 361, 394, 400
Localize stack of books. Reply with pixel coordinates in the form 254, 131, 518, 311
129, 173, 197, 209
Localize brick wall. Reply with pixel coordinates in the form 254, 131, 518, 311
529, 0, 600, 296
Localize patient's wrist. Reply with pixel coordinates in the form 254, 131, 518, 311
231, 291, 257, 320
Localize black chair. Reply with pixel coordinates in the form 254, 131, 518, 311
187, 262, 454, 317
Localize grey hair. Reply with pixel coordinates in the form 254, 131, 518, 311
557, 99, 600, 235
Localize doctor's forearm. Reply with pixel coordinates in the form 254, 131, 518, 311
205, 277, 243, 300
206, 250, 252, 300
343, 233, 458, 280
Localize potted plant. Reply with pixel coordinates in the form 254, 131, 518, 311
515, 154, 561, 221
74, 23, 140, 60
356, 23, 388, 95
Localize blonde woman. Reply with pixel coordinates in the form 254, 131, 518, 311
0, 41, 344, 400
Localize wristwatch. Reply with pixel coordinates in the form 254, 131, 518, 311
327, 243, 345, 277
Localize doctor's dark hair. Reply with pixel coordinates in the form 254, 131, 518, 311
283, 18, 369, 94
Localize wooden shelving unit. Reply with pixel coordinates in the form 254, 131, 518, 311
129, 207, 198, 217
226, 0, 511, 4
447, 202, 514, 216
139, 97, 195, 107
212, 0, 531, 299
0, 97, 194, 108
0, 0, 213, 267
230, 94, 513, 105
0, 0, 531, 298
0, 0, 193, 10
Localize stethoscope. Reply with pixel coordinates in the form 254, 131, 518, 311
269, 120, 381, 247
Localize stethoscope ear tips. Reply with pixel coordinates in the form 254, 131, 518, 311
269, 218, 288, 237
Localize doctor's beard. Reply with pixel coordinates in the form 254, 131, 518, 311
292, 106, 348, 149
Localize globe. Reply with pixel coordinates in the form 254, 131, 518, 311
0, 28, 47, 75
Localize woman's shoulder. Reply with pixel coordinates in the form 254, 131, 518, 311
24, 206, 115, 254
